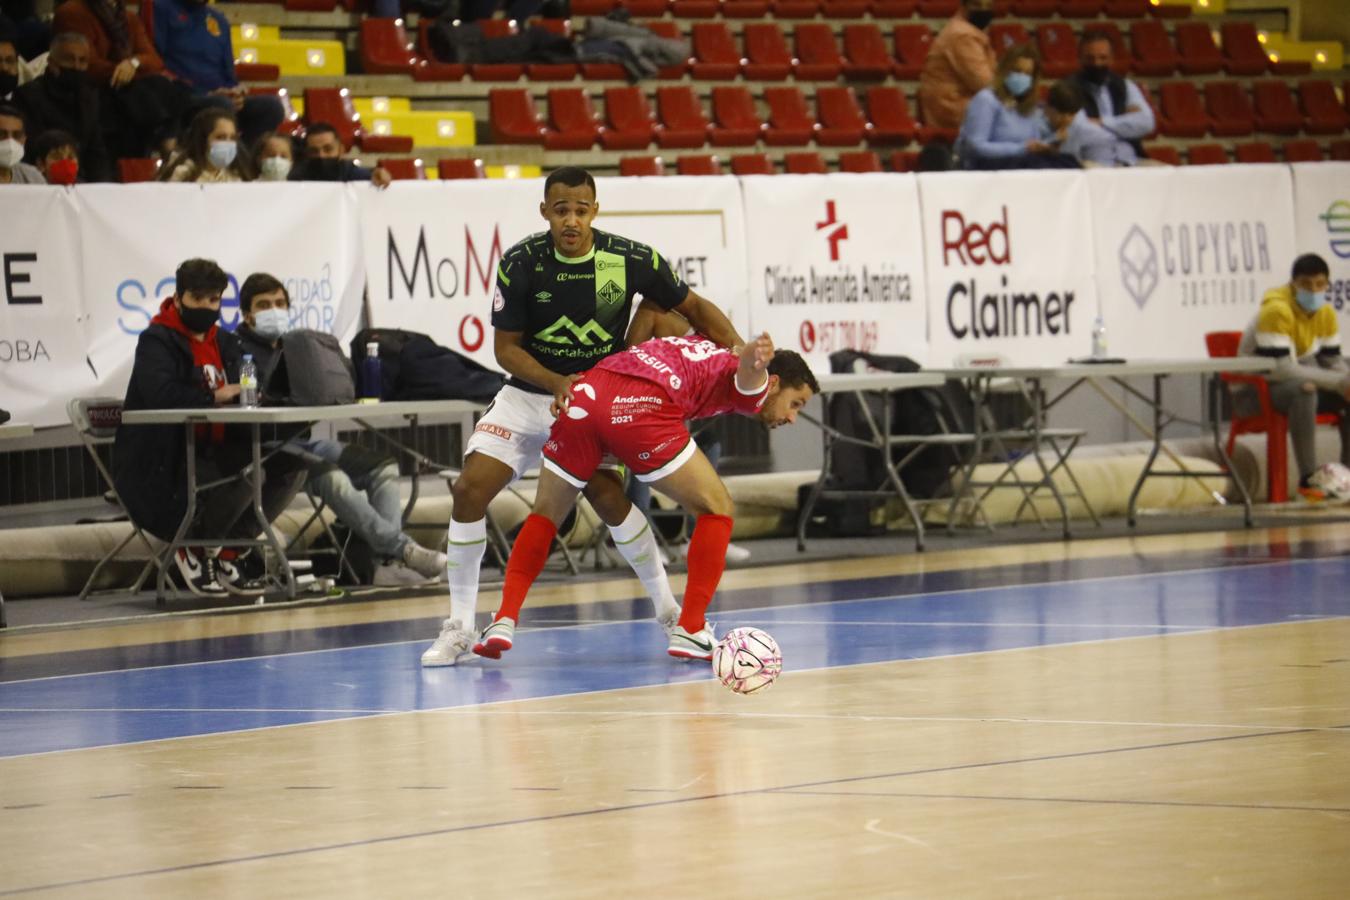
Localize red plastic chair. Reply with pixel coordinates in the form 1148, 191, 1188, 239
915, 0, 957, 14
783, 151, 828, 174
1332, 140, 1350, 162
118, 157, 161, 183
892, 24, 934, 81
1283, 139, 1324, 163
763, 86, 817, 146
671, 0, 720, 14
623, 0, 670, 15
987, 23, 1031, 56
643, 21, 691, 79
437, 158, 486, 179
1129, 20, 1179, 76
619, 155, 666, 176
690, 22, 741, 81
676, 154, 723, 175
1036, 23, 1079, 78
601, 87, 657, 150
1057, 0, 1102, 15
730, 152, 775, 175
864, 86, 917, 146
1234, 141, 1277, 164
871, 0, 918, 15
655, 86, 712, 148
359, 18, 417, 75
379, 158, 426, 180
743, 23, 793, 81
1143, 144, 1182, 165
1219, 22, 1271, 76
413, 21, 467, 82
772, 0, 821, 16
838, 150, 883, 172
1174, 22, 1223, 75
821, 0, 869, 16
793, 23, 845, 81
815, 87, 869, 146
544, 88, 601, 150
488, 88, 546, 144
1012, 0, 1057, 15
723, 0, 771, 16
1206, 330, 1288, 503
1102, 0, 1146, 15
1158, 83, 1209, 138
1204, 81, 1255, 137
1253, 81, 1303, 135
841, 24, 892, 82
1298, 81, 1350, 135
710, 86, 766, 147
1186, 144, 1228, 165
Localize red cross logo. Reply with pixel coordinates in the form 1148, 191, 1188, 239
815, 200, 848, 261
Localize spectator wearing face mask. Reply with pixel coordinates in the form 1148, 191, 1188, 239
1063, 28, 1155, 167
252, 130, 294, 182
27, 128, 82, 184
957, 44, 1075, 170
159, 105, 251, 182
290, 122, 392, 188
918, 0, 997, 133
234, 274, 449, 586
0, 102, 42, 182
1238, 253, 1350, 500
13, 32, 114, 182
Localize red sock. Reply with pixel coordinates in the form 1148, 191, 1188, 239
677, 514, 734, 633
496, 514, 557, 623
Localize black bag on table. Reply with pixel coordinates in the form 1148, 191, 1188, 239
351, 328, 504, 402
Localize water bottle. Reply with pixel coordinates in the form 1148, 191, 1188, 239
239, 354, 259, 408
360, 342, 383, 404
1091, 315, 1108, 361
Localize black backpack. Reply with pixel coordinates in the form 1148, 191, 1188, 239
264, 330, 357, 406
351, 328, 505, 402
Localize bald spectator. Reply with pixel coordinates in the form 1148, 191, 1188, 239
918, 0, 997, 133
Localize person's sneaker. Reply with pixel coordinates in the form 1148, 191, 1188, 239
472, 618, 516, 659
216, 550, 269, 594
372, 559, 433, 586
657, 607, 682, 639
401, 540, 448, 581
667, 621, 716, 661
680, 542, 751, 563
171, 547, 225, 596
421, 618, 477, 667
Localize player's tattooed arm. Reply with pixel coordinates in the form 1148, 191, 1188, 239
673, 290, 743, 350
494, 330, 581, 411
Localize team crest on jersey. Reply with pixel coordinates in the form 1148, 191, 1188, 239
492, 285, 505, 312
597, 281, 624, 306
535, 290, 553, 302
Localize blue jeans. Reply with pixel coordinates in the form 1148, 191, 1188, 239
286, 439, 407, 559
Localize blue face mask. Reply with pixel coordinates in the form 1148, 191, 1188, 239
1004, 71, 1033, 98
208, 140, 237, 171
252, 307, 292, 341
1296, 288, 1328, 314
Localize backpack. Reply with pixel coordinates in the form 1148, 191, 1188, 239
264, 330, 357, 406
351, 328, 505, 402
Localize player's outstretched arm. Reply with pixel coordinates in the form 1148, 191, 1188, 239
736, 332, 774, 394
625, 299, 663, 347
494, 329, 581, 414
674, 290, 744, 351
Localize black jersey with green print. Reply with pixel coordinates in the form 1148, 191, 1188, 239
491, 227, 689, 393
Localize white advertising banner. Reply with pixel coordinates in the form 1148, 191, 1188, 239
742, 173, 928, 371
1088, 165, 1296, 359
919, 170, 1096, 366
76, 182, 365, 404
1291, 162, 1350, 328
0, 188, 97, 427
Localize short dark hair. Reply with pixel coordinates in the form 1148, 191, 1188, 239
0, 103, 25, 129
28, 129, 78, 162
1047, 81, 1084, 115
1079, 28, 1114, 50
1291, 253, 1330, 281
768, 350, 820, 395
544, 166, 596, 198
304, 122, 340, 144
239, 273, 289, 314
176, 258, 228, 299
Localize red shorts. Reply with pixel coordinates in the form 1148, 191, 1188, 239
542, 368, 696, 488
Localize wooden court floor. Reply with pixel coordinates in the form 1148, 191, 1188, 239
1, 525, 1348, 898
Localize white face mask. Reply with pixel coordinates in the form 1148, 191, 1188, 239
0, 138, 24, 169
259, 156, 292, 181
251, 307, 292, 341
207, 139, 238, 170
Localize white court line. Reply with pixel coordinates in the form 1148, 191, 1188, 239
533, 619, 1212, 630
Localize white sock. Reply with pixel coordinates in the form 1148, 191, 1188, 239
446, 517, 488, 629
608, 505, 679, 620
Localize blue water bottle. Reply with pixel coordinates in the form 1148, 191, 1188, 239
360, 341, 383, 404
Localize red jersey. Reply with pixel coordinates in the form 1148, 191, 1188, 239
596, 337, 768, 419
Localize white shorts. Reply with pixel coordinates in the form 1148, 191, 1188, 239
465, 384, 619, 483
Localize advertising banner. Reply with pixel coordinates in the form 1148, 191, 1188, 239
1088, 165, 1296, 359
1291, 162, 1350, 327
742, 173, 928, 370
919, 170, 1096, 366
77, 182, 365, 403
0, 188, 96, 427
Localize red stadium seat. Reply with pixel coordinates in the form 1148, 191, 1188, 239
1219, 22, 1270, 76
471, 20, 525, 81
772, 0, 821, 16
1186, 144, 1228, 165
892, 24, 934, 81
690, 22, 741, 81
822, 0, 869, 16
842, 25, 892, 82
1233, 141, 1276, 164
1174, 22, 1223, 75
305, 87, 409, 152
1158, 82, 1209, 138
864, 86, 917, 146
743, 23, 793, 81
710, 86, 766, 147
118, 157, 160, 183
623, 0, 671, 15
1102, 0, 1147, 16
1011, 0, 1057, 15
1147, 0, 1190, 19
1036, 24, 1078, 78
437, 158, 486, 179
525, 19, 578, 80
1330, 140, 1350, 161
671, 0, 720, 14
815, 87, 869, 146
870, 0, 918, 15
572, 0, 616, 12
544, 88, 601, 150
655, 86, 711, 148
915, 0, 957, 15
763, 86, 818, 146
1129, 20, 1179, 76
1144, 145, 1181, 165
723, 0, 771, 15
488, 89, 546, 144
359, 18, 416, 76
413, 21, 467, 82
1298, 81, 1350, 135
987, 23, 1030, 56
1203, 81, 1255, 137
889, 150, 921, 172
378, 158, 426, 180
838, 150, 883, 172
784, 151, 828, 174
1253, 81, 1303, 135
730, 153, 775, 175
676, 154, 723, 175
619, 155, 666, 176
601, 87, 657, 150
1056, 0, 1103, 16
235, 62, 280, 82
1283, 139, 1324, 163
793, 24, 845, 81
643, 20, 691, 79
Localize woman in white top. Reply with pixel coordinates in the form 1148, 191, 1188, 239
159, 107, 251, 183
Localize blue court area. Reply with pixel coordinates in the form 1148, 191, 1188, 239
2, 556, 1347, 758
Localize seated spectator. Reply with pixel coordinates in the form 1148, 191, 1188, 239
0, 101, 42, 182
252, 130, 293, 182
53, 0, 190, 158
234, 273, 449, 586
13, 32, 113, 182
113, 258, 307, 594
1045, 81, 1121, 168
158, 106, 251, 182
149, 0, 283, 148
918, 0, 997, 132
957, 45, 1075, 170
0, 37, 19, 101
27, 127, 80, 183
289, 122, 391, 187
1062, 27, 1156, 167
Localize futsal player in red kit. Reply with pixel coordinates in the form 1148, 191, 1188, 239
473, 332, 819, 661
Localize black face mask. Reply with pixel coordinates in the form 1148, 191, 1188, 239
967, 9, 995, 30
0, 72, 16, 97
178, 303, 220, 333
1081, 65, 1110, 85
300, 157, 344, 181
48, 68, 85, 94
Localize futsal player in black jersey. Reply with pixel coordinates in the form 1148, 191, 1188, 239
422, 166, 744, 666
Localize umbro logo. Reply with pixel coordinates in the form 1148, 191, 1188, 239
535, 291, 553, 302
